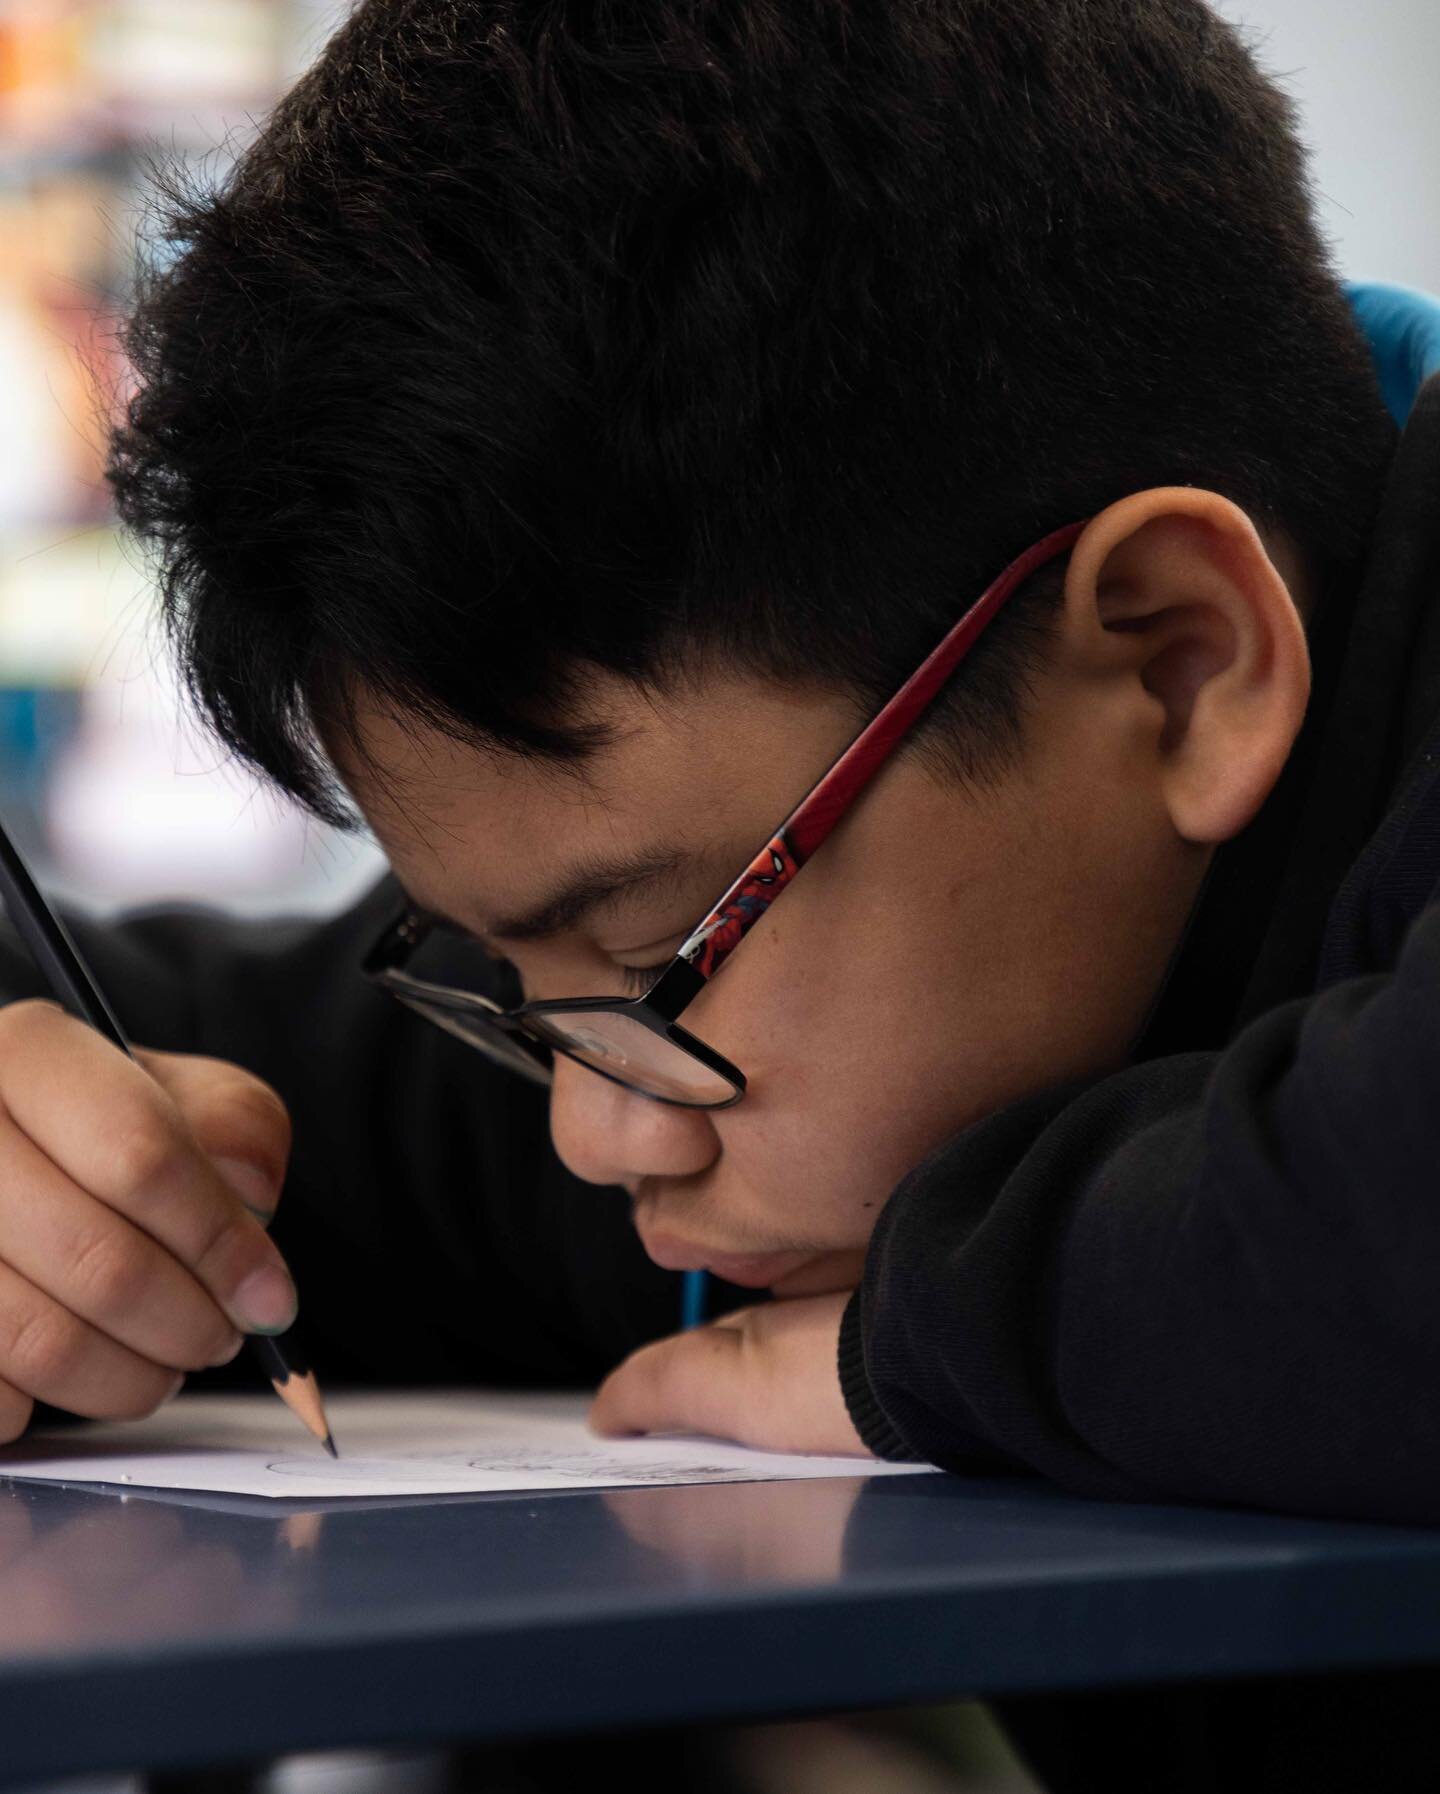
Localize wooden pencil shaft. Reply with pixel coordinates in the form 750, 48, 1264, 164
0, 823, 130, 1053
252, 1332, 311, 1383
274, 1369, 333, 1451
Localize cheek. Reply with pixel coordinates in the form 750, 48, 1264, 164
660, 800, 1182, 1247
691, 894, 1134, 1242
689, 935, 1001, 1246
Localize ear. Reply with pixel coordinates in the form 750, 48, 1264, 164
1057, 488, 1312, 845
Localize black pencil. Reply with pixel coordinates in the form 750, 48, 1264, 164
0, 817, 336, 1458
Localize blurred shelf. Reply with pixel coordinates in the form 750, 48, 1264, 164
0, 1, 375, 913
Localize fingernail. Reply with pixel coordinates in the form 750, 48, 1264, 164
230, 1263, 298, 1335
214, 1157, 277, 1224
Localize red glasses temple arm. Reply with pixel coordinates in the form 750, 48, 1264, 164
676, 520, 1090, 981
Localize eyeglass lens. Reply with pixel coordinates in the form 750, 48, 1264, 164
523, 1008, 738, 1106
391, 992, 553, 1085
393, 990, 736, 1106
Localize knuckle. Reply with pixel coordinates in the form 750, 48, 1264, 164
191, 1207, 260, 1287
236, 1074, 292, 1147
67, 1228, 150, 1320
0, 997, 62, 1048
107, 1108, 183, 1200
226, 1088, 291, 1182
2, 1303, 84, 1392
187, 1072, 292, 1189
222, 1074, 292, 1156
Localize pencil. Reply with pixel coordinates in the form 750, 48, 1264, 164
682, 1268, 707, 1330
0, 817, 337, 1458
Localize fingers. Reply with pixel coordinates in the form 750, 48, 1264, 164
0, 1112, 244, 1373
0, 1003, 297, 1336
0, 1000, 297, 1427
590, 1293, 870, 1457
590, 1325, 751, 1444
0, 1257, 182, 1433
136, 1047, 291, 1224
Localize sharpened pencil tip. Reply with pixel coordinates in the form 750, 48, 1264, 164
323, 1433, 338, 1459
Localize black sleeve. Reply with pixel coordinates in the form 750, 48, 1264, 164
0, 873, 686, 1391
840, 894, 1440, 1525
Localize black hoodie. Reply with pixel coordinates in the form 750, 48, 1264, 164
840, 359, 1440, 1528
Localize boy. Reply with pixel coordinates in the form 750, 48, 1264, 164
1, 2, 1438, 1786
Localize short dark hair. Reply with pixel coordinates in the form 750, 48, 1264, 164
109, 0, 1395, 828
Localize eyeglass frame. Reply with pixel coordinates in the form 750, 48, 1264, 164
362, 518, 1090, 1109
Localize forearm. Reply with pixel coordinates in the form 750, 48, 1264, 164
845, 902, 1440, 1523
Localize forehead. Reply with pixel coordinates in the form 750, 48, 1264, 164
332, 671, 863, 914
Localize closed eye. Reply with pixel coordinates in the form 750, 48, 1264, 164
614, 957, 672, 996
431, 909, 685, 1002
609, 925, 697, 996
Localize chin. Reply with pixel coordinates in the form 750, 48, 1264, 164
632, 1220, 813, 1290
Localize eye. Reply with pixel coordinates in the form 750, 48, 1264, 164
613, 958, 669, 996
609, 927, 692, 996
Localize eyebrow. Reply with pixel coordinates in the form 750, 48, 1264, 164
424, 845, 698, 947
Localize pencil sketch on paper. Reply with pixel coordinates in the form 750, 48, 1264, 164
0, 1390, 938, 1500
263, 1451, 763, 1486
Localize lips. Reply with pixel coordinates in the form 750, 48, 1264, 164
637, 1230, 806, 1289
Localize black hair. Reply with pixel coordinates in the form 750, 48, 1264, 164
108, 0, 1396, 828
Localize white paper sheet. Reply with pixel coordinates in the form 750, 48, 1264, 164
0, 1390, 938, 1498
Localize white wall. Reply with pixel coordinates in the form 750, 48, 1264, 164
1216, 0, 1440, 296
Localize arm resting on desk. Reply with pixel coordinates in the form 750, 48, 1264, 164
843, 895, 1440, 1525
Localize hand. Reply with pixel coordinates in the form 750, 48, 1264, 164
0, 999, 296, 1443
589, 1289, 870, 1458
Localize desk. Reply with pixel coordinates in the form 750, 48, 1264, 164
1, 1470, 1439, 1784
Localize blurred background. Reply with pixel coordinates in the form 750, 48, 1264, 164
0, 0, 378, 919
0, 0, 1435, 926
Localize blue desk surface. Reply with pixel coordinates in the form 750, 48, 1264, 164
2, 1468, 1439, 1783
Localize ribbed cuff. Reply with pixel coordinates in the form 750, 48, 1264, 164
837, 1288, 920, 1462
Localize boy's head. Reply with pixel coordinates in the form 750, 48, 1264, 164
110, 0, 1394, 1285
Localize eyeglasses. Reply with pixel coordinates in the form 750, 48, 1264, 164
362, 519, 1089, 1108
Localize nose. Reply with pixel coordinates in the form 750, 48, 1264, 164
547, 1052, 721, 1188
